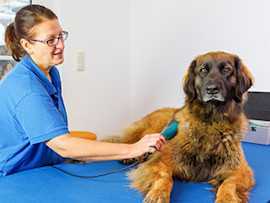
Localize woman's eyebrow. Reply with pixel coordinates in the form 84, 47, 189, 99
44, 31, 63, 39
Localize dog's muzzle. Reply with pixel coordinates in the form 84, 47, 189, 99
202, 81, 225, 102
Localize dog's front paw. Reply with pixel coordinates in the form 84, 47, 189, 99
143, 192, 170, 203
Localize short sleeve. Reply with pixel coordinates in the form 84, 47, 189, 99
15, 93, 69, 144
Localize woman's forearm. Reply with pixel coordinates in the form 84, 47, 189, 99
45, 133, 165, 162
45, 134, 132, 161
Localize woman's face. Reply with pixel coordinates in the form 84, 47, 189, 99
28, 19, 65, 70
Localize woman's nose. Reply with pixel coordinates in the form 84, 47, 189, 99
56, 38, 65, 49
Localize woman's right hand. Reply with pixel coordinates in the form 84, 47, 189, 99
129, 133, 166, 158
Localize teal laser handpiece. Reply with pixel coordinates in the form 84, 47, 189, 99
149, 118, 178, 152
160, 118, 178, 140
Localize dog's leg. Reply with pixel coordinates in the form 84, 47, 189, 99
128, 155, 173, 203
215, 161, 254, 203
143, 175, 173, 203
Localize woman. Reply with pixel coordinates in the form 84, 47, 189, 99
0, 4, 165, 177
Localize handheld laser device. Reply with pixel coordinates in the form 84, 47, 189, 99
160, 117, 178, 140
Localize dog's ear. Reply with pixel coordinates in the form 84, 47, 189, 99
183, 59, 197, 103
234, 56, 254, 102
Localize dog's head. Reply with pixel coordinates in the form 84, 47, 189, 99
183, 51, 254, 105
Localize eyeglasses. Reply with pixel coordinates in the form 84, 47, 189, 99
28, 31, 68, 47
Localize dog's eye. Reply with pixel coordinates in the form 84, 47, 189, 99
223, 66, 231, 73
200, 68, 208, 73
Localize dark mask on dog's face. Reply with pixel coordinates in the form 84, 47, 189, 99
183, 51, 254, 105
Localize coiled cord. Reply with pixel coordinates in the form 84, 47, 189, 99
51, 153, 149, 178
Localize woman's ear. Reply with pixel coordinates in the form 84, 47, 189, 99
20, 38, 33, 55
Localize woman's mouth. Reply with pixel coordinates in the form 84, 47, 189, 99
54, 51, 63, 57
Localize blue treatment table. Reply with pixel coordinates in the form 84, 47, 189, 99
0, 142, 269, 203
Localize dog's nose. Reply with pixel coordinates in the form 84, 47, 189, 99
206, 84, 219, 95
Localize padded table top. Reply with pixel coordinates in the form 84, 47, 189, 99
0, 142, 269, 203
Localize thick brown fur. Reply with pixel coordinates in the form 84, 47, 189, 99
109, 52, 255, 202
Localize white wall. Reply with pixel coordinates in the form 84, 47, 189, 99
130, 0, 270, 120
33, 0, 270, 139
59, 0, 131, 138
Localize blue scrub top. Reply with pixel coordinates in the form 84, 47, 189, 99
0, 55, 69, 177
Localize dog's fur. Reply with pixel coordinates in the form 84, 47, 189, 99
108, 51, 255, 202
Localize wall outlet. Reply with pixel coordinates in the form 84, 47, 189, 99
76, 52, 85, 71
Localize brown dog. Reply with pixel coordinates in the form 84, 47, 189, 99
113, 51, 255, 202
